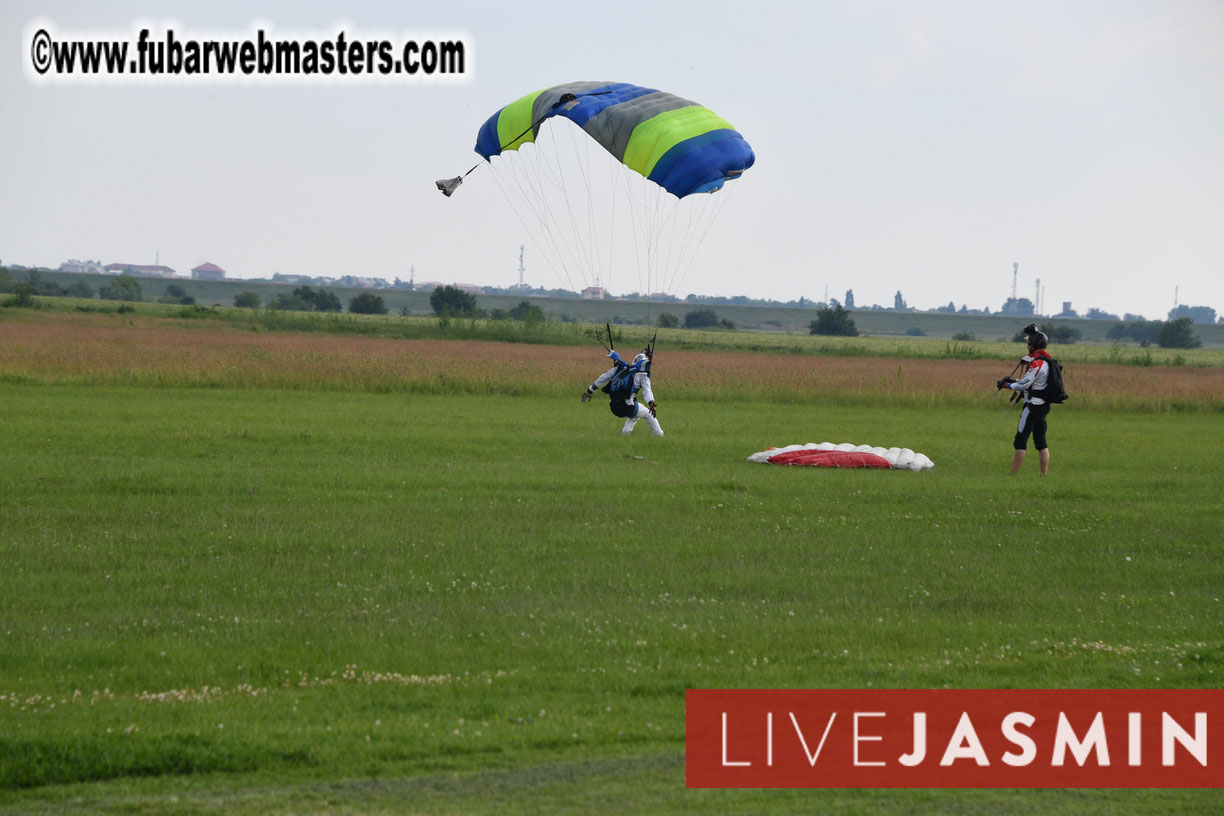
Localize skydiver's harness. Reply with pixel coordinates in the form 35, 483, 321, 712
601, 354, 649, 418
998, 351, 1068, 406
590, 324, 657, 419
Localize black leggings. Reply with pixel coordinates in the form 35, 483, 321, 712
1014, 402, 1050, 450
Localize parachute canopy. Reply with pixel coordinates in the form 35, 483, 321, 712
748, 443, 935, 471
474, 81, 755, 198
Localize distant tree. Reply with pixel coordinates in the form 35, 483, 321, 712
905, 326, 926, 336
273, 285, 342, 312
348, 292, 388, 315
1157, 316, 1201, 349
844, 289, 855, 310
893, 291, 908, 311
999, 297, 1035, 316
159, 283, 195, 305
1107, 320, 1160, 344
489, 308, 509, 321
66, 277, 94, 299
1123, 313, 1146, 322
952, 331, 976, 341
1168, 304, 1217, 324
233, 290, 261, 309
22, 269, 63, 296
429, 285, 479, 318
935, 302, 956, 314
683, 308, 721, 329
1047, 325, 1082, 344
98, 274, 144, 302
310, 288, 342, 312
1084, 307, 1119, 321
2, 283, 38, 308
719, 317, 736, 330
0, 268, 14, 293
656, 311, 679, 328
809, 304, 859, 336
272, 290, 312, 311
508, 299, 544, 323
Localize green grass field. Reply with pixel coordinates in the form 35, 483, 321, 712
2, 360, 1222, 813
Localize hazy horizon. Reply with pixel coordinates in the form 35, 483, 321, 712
4, 0, 1222, 318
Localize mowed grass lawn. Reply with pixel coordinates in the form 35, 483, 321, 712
1, 366, 1222, 809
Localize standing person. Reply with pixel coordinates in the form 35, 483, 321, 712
997, 325, 1054, 475
581, 350, 663, 436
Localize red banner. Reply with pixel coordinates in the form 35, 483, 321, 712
686, 689, 1223, 788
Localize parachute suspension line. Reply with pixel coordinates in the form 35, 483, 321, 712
576, 125, 606, 294
645, 179, 666, 300
620, 167, 649, 309
666, 185, 735, 297
632, 175, 660, 325
499, 155, 573, 292
526, 122, 590, 294
487, 164, 566, 292
549, 122, 597, 294
671, 189, 718, 295
661, 189, 685, 299
490, 146, 580, 294
637, 177, 660, 305
605, 138, 620, 300
656, 189, 697, 298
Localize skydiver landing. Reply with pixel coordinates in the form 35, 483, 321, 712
997, 324, 1065, 475
581, 349, 663, 436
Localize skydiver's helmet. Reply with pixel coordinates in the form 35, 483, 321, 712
1024, 324, 1048, 352
632, 352, 650, 370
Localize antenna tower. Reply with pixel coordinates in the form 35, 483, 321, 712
518, 245, 525, 288
1012, 262, 1018, 301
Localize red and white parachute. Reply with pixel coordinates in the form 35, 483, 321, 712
748, 442, 934, 471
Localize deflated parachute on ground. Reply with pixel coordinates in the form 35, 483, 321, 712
748, 443, 935, 471
474, 81, 755, 198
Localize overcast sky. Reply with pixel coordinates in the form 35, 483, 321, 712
3, 0, 1222, 318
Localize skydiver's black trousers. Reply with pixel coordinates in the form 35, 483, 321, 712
1014, 402, 1050, 450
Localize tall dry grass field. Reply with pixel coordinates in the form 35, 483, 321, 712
2, 312, 1221, 410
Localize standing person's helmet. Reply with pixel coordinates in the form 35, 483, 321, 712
1023, 324, 1048, 352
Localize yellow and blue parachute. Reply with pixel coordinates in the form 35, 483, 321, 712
474, 81, 754, 198
438, 81, 754, 297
